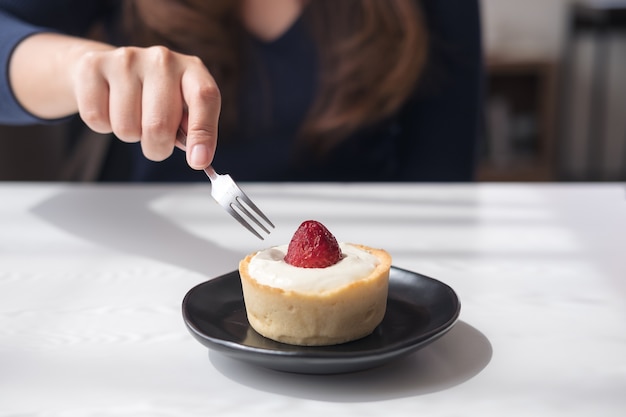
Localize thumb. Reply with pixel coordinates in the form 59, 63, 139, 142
184, 115, 218, 170
181, 71, 221, 170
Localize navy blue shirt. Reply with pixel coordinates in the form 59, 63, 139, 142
0, 0, 484, 182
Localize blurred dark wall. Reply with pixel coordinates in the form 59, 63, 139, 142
0, 124, 69, 181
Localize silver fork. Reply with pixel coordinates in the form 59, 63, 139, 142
176, 129, 274, 240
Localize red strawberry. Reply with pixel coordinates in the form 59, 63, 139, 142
284, 220, 343, 268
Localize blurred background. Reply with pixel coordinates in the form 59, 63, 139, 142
1, 0, 625, 182
481, 0, 625, 182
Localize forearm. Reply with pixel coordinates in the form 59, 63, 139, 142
9, 32, 113, 120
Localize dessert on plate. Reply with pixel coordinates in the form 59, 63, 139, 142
238, 220, 392, 346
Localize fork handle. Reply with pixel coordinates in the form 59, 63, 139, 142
203, 166, 218, 181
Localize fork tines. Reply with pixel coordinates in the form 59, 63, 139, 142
227, 193, 275, 240
206, 167, 274, 240
176, 128, 274, 239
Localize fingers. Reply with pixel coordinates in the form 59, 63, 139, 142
74, 46, 219, 167
140, 47, 183, 161
107, 48, 142, 144
181, 59, 220, 169
74, 51, 112, 134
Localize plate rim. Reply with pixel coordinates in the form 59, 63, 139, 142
182, 266, 461, 362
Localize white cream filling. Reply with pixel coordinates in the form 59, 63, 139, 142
247, 243, 380, 293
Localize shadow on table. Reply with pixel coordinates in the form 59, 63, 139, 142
30, 186, 493, 401
210, 320, 492, 402
30, 185, 242, 277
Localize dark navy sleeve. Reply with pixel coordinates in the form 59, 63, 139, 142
396, 0, 485, 181
0, 0, 114, 125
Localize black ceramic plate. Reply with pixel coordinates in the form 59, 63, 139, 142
182, 266, 460, 374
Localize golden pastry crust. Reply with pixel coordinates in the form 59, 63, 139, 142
238, 244, 392, 346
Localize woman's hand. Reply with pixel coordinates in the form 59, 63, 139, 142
73, 45, 220, 169
10, 34, 220, 169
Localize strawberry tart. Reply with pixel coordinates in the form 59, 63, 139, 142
238, 220, 392, 346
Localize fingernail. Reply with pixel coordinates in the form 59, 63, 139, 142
190, 144, 209, 167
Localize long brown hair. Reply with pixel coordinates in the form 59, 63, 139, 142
121, 0, 427, 152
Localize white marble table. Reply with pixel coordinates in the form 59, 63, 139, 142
1, 182, 625, 416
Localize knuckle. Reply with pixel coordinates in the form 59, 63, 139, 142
147, 45, 175, 68
140, 119, 175, 160
187, 55, 206, 69
112, 46, 139, 70
76, 50, 103, 74
148, 45, 172, 57
188, 124, 218, 141
80, 108, 109, 131
196, 81, 221, 105
141, 118, 171, 137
